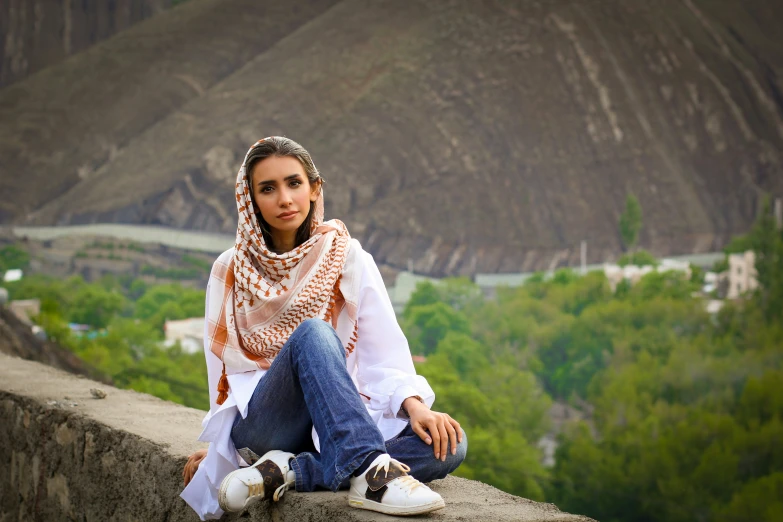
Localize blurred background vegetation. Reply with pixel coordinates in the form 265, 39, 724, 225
2, 1, 783, 520
3, 201, 781, 522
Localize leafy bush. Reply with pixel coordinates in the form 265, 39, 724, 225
617, 249, 658, 267
0, 244, 30, 272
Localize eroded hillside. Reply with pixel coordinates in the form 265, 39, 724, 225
0, 0, 172, 88
1, 0, 782, 275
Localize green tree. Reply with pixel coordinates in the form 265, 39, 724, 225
404, 302, 470, 355
617, 249, 658, 267
68, 285, 127, 328
134, 283, 205, 331
416, 339, 551, 500
0, 244, 30, 271
750, 198, 783, 323
719, 473, 783, 522
715, 196, 783, 322
403, 281, 441, 318
619, 193, 643, 251
6, 274, 70, 315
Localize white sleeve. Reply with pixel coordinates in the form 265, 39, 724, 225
202, 279, 226, 424
354, 250, 435, 419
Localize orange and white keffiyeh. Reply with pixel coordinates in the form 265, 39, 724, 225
208, 138, 360, 404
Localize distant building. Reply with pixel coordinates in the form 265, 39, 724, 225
602, 259, 691, 292
164, 317, 205, 354
390, 253, 720, 313
387, 271, 439, 315
9, 299, 40, 325
705, 299, 724, 315
3, 269, 22, 282
703, 271, 719, 294
726, 251, 758, 299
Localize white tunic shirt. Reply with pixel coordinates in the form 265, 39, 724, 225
181, 240, 435, 520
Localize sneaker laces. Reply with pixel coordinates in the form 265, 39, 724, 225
393, 475, 424, 496
370, 454, 422, 496
247, 481, 264, 499
273, 477, 295, 502
245, 474, 294, 502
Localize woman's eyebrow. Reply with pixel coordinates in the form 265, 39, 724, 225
258, 174, 302, 186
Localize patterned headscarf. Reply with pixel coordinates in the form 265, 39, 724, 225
207, 138, 360, 404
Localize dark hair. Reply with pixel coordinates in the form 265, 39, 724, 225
244, 137, 323, 251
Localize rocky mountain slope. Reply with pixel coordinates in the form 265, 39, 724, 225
1, 0, 782, 276
0, 0, 172, 88
0, 305, 106, 382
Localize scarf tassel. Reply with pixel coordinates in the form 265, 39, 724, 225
346, 321, 359, 355
323, 274, 342, 326
216, 363, 229, 405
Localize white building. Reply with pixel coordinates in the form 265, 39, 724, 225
163, 317, 205, 354
602, 259, 691, 292
9, 299, 41, 325
387, 271, 439, 315
3, 269, 22, 282
726, 251, 758, 299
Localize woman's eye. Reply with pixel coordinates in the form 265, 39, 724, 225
290, 180, 302, 188
260, 186, 273, 193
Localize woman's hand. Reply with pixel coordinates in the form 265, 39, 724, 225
403, 397, 462, 462
183, 448, 208, 486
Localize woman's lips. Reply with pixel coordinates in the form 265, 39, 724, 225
277, 211, 298, 220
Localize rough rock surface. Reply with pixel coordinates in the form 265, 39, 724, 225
0, 0, 171, 88
0, 353, 595, 521
0, 0, 340, 223
2, 0, 782, 275
0, 305, 107, 383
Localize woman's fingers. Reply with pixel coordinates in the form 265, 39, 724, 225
445, 416, 458, 455
447, 415, 462, 443
183, 451, 206, 486
183, 461, 192, 485
437, 420, 449, 461
427, 419, 442, 459
411, 422, 432, 445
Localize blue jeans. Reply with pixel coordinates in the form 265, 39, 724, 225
231, 318, 467, 492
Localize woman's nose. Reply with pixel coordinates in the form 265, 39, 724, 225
278, 189, 293, 206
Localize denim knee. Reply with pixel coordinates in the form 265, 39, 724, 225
290, 318, 343, 356
431, 428, 468, 479
448, 428, 468, 472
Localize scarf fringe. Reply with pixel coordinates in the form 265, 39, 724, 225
323, 274, 342, 325
216, 276, 359, 404
217, 363, 229, 405
346, 321, 359, 355
215, 322, 359, 403
214, 151, 357, 405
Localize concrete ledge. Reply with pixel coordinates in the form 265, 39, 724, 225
0, 354, 595, 521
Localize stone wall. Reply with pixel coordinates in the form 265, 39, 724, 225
0, 353, 595, 521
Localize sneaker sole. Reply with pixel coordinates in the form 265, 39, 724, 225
347, 496, 446, 515
218, 450, 292, 512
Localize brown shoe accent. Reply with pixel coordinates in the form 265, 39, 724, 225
254, 460, 285, 501
365, 461, 407, 491
365, 484, 388, 503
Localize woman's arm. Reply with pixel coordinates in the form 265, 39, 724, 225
353, 247, 434, 416
353, 246, 461, 458
403, 397, 462, 462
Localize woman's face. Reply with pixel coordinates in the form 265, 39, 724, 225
249, 155, 320, 240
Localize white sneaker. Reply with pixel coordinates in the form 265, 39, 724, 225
218, 450, 295, 512
348, 454, 445, 516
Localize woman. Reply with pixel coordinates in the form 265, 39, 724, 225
181, 137, 466, 519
